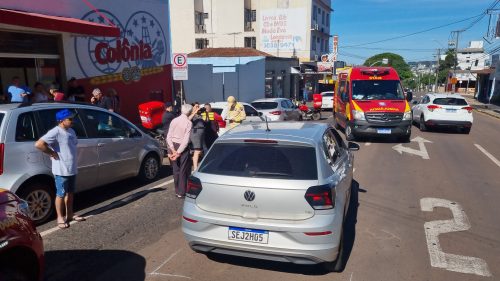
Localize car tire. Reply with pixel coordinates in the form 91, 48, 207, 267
0, 267, 30, 281
312, 112, 321, 121
18, 181, 55, 225
138, 153, 160, 182
323, 213, 347, 272
399, 134, 411, 143
462, 127, 471, 134
345, 125, 355, 141
419, 115, 427, 132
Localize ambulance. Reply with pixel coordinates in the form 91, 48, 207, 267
333, 67, 413, 141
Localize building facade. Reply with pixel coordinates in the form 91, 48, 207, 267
0, 0, 172, 123
170, 0, 332, 63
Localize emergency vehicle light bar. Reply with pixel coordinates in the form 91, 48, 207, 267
361, 69, 390, 76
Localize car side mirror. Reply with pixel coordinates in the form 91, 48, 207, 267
348, 142, 360, 151
406, 92, 413, 102
411, 100, 419, 105
258, 112, 263, 117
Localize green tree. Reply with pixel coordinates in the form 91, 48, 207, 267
363, 53, 413, 81
437, 49, 455, 84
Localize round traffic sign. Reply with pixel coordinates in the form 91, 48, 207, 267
173, 54, 187, 67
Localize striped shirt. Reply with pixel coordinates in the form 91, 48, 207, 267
167, 114, 192, 154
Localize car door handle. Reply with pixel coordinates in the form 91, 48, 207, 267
98, 143, 105, 147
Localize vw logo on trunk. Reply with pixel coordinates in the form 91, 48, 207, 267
244, 190, 255, 202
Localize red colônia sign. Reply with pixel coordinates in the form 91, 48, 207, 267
95, 38, 152, 64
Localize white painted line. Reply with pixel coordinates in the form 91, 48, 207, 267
420, 198, 492, 277
365, 142, 371, 146
151, 248, 183, 274
41, 178, 175, 237
392, 137, 432, 160
150, 272, 192, 279
349, 272, 353, 281
474, 144, 500, 168
353, 168, 356, 173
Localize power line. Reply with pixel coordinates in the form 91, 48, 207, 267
341, 14, 483, 48
341, 46, 436, 52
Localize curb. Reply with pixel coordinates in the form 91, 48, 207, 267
474, 108, 500, 120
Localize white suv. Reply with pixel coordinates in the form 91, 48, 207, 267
0, 103, 162, 224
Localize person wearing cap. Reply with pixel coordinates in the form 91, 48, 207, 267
49, 84, 65, 102
162, 101, 176, 136
35, 109, 85, 229
67, 77, 85, 102
224, 96, 246, 129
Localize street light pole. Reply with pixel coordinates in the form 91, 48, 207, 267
435, 48, 440, 92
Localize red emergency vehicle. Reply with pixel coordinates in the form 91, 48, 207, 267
333, 67, 412, 141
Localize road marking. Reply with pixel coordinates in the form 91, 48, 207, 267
474, 144, 500, 168
365, 142, 371, 146
40, 178, 175, 237
392, 137, 432, 160
151, 248, 183, 274
420, 198, 492, 277
150, 272, 192, 279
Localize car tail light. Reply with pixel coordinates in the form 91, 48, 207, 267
244, 139, 278, 144
462, 106, 473, 113
304, 231, 333, 236
182, 216, 198, 223
186, 176, 203, 199
305, 185, 335, 210
0, 143, 4, 175
427, 105, 441, 112
270, 111, 282, 115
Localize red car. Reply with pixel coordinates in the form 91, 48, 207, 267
0, 189, 44, 281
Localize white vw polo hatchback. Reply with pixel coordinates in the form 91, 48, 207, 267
182, 122, 359, 271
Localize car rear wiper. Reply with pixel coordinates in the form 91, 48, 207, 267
249, 171, 292, 178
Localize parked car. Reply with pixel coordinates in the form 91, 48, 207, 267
411, 93, 473, 133
0, 189, 44, 281
320, 91, 334, 110
0, 103, 162, 224
208, 102, 264, 135
182, 122, 360, 271
251, 98, 302, 121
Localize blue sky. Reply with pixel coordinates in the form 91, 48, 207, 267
331, 0, 498, 65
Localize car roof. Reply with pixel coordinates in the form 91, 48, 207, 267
218, 122, 328, 145
0, 103, 23, 112
251, 98, 287, 103
209, 101, 252, 108
426, 93, 466, 99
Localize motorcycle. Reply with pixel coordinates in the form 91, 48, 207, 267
299, 103, 321, 121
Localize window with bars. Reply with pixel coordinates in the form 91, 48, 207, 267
195, 38, 209, 49
244, 37, 256, 49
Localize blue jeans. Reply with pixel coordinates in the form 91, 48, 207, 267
55, 175, 76, 198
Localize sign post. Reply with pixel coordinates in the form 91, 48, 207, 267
172, 53, 188, 104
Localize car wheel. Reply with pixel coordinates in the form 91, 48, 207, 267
399, 134, 411, 143
419, 115, 427, 131
312, 111, 321, 121
462, 127, 471, 134
19, 181, 55, 225
139, 153, 160, 182
323, 214, 347, 272
345, 125, 355, 141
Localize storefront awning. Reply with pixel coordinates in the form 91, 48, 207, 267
0, 8, 120, 37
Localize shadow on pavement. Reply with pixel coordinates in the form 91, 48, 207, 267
411, 123, 469, 135
72, 165, 172, 215
44, 249, 146, 281
205, 179, 361, 275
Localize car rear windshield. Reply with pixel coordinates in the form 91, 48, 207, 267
199, 143, 318, 180
352, 80, 405, 100
433, 98, 468, 106
251, 102, 278, 110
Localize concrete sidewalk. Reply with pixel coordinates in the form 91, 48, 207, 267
462, 93, 500, 120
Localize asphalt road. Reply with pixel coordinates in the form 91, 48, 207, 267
39, 110, 500, 281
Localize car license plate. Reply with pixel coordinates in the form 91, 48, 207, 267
228, 227, 269, 244
446, 109, 457, 113
377, 128, 391, 134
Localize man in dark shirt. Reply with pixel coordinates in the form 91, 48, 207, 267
162, 102, 176, 135
90, 88, 113, 111
66, 77, 85, 102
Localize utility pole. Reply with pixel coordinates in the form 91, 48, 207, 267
450, 30, 465, 92
435, 48, 440, 92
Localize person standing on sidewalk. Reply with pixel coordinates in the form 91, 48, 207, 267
35, 109, 85, 229
167, 104, 193, 198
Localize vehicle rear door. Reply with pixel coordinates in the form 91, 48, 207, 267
432, 97, 471, 121
80, 109, 140, 186
195, 141, 319, 220
322, 92, 334, 108
37, 108, 98, 191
